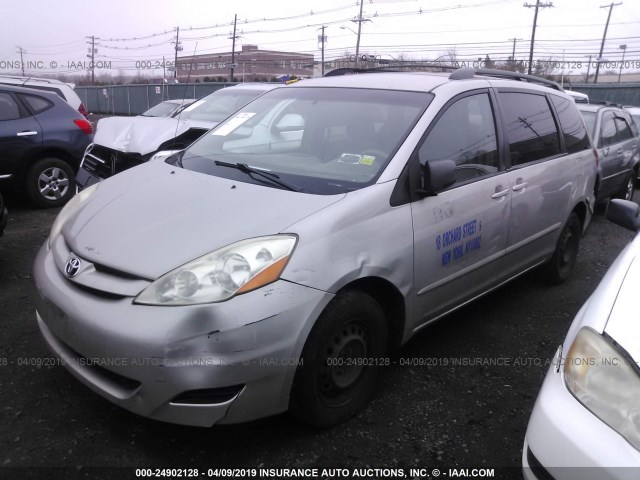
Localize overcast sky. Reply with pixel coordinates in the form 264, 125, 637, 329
1, 0, 639, 78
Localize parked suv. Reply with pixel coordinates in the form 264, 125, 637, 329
34, 68, 597, 427
0, 84, 93, 207
576, 103, 639, 202
0, 75, 87, 117
76, 84, 278, 190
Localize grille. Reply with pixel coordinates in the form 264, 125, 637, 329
82, 145, 148, 180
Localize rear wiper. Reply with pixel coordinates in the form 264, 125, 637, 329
214, 160, 301, 192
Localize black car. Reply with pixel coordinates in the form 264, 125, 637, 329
0, 84, 93, 207
0, 192, 7, 237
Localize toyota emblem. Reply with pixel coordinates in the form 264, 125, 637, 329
65, 257, 82, 278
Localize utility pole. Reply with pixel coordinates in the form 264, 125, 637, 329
16, 46, 26, 76
509, 37, 523, 68
352, 1, 370, 69
230, 14, 238, 82
86, 36, 97, 84
594, 2, 622, 84
173, 27, 182, 79
318, 26, 327, 76
585, 54, 592, 83
524, 1, 553, 75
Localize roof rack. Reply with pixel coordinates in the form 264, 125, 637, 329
323, 64, 458, 77
0, 74, 65, 85
449, 68, 564, 92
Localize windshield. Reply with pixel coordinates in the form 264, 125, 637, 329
579, 110, 597, 139
143, 101, 183, 117
178, 88, 269, 123
179, 87, 432, 195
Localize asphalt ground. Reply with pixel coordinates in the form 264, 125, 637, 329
0, 191, 636, 480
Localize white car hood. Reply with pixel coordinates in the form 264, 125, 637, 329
63, 161, 344, 279
93, 116, 213, 155
604, 251, 640, 362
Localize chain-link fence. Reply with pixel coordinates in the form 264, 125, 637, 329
569, 83, 640, 106
76, 82, 239, 115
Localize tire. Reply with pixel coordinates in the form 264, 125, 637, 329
542, 213, 581, 285
26, 158, 76, 208
290, 290, 388, 427
615, 174, 636, 201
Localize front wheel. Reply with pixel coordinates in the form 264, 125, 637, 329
290, 290, 388, 427
542, 213, 581, 284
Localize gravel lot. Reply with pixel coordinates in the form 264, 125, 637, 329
0, 191, 635, 480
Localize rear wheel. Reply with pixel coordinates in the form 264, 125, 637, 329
290, 290, 387, 427
615, 174, 636, 201
26, 158, 76, 208
542, 213, 581, 284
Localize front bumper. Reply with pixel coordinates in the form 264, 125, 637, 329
33, 242, 333, 426
523, 347, 640, 480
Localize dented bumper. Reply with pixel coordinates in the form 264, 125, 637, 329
33, 242, 333, 426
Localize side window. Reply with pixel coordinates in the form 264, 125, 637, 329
499, 92, 561, 165
0, 93, 21, 121
614, 116, 633, 141
18, 94, 53, 114
600, 111, 617, 147
550, 95, 591, 153
419, 92, 499, 184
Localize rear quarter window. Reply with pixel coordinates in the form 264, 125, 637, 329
18, 93, 53, 114
0, 92, 22, 121
550, 95, 591, 153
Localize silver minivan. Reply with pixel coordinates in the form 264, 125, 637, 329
33, 68, 597, 427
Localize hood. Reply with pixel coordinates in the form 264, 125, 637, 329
93, 116, 213, 155
63, 161, 344, 279
604, 250, 640, 362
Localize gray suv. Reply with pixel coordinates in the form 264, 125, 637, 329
33, 68, 597, 427
0, 85, 93, 207
576, 103, 639, 202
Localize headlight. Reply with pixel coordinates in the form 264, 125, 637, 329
564, 327, 640, 450
134, 235, 297, 305
47, 183, 99, 248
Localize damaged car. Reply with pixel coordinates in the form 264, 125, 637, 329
34, 68, 595, 428
76, 83, 279, 190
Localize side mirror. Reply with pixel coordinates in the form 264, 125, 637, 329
606, 199, 640, 232
418, 158, 456, 196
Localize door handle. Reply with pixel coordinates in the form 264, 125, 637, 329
16, 131, 38, 137
512, 182, 528, 192
491, 188, 510, 199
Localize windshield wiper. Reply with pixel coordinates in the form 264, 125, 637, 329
214, 160, 301, 192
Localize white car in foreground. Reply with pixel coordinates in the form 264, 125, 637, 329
523, 199, 640, 480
